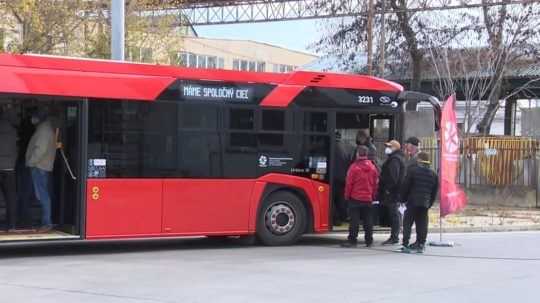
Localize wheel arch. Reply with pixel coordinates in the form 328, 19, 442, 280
248, 174, 329, 234
258, 184, 314, 234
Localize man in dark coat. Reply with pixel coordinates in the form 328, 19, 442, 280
378, 140, 406, 245
332, 131, 355, 225
0, 105, 19, 231
400, 152, 439, 253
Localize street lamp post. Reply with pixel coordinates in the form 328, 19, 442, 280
111, 0, 125, 61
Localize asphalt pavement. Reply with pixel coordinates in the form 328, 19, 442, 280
0, 231, 539, 303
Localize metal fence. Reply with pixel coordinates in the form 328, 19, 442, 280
420, 136, 540, 207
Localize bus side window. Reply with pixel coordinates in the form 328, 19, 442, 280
259, 110, 286, 149
227, 108, 256, 149
181, 104, 218, 129
304, 112, 327, 133
261, 110, 285, 131
229, 108, 254, 130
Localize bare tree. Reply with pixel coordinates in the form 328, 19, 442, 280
427, 46, 496, 135
474, 0, 540, 134
425, 7, 540, 135
313, 0, 465, 91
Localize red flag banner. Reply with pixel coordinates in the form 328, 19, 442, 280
440, 94, 467, 217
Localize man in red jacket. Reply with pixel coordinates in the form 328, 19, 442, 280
341, 146, 379, 248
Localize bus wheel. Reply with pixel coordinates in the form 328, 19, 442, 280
257, 191, 307, 246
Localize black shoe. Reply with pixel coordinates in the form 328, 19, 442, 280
382, 238, 399, 245
340, 241, 357, 248
366, 242, 373, 248
413, 244, 425, 254
399, 245, 412, 253
409, 242, 420, 250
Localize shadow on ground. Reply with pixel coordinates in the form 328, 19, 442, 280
0, 235, 347, 259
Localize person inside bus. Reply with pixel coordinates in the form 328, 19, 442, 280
355, 129, 378, 168
400, 152, 439, 253
0, 104, 19, 232
341, 146, 379, 248
26, 110, 57, 232
404, 136, 421, 168
333, 131, 355, 225
378, 139, 406, 245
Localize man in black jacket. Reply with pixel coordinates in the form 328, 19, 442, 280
378, 140, 405, 245
400, 152, 439, 253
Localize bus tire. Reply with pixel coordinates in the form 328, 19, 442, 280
256, 191, 307, 246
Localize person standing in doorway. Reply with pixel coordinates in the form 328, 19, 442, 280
341, 146, 379, 248
378, 140, 406, 245
333, 131, 355, 225
26, 111, 57, 232
400, 152, 439, 253
0, 105, 19, 231
355, 129, 378, 166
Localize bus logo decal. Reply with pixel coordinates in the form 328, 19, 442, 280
258, 155, 268, 168
379, 96, 392, 104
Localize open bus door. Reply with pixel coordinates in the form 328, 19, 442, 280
0, 97, 84, 242
331, 111, 397, 228
329, 92, 441, 229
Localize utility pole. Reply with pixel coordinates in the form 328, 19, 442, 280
366, 0, 374, 75
378, 0, 386, 77
111, 0, 125, 61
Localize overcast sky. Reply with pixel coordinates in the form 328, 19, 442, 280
195, 19, 322, 55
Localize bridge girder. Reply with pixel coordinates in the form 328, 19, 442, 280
154, 0, 533, 26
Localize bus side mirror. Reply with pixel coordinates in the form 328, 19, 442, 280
398, 91, 441, 131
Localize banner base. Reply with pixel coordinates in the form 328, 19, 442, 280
429, 241, 454, 247
429, 215, 455, 247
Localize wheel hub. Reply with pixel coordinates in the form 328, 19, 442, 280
265, 203, 296, 235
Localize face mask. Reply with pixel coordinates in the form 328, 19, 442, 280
385, 147, 393, 155
31, 116, 40, 125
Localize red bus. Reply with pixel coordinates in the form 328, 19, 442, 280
0, 54, 440, 245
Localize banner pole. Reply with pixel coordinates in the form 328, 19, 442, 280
439, 215, 442, 243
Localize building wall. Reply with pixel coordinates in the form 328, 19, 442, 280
169, 37, 317, 73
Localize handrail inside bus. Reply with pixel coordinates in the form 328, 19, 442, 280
398, 91, 442, 131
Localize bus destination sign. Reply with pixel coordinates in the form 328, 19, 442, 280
181, 83, 253, 102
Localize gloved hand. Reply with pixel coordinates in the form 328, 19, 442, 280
372, 201, 380, 205
398, 203, 407, 215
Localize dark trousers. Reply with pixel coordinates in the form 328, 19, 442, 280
348, 202, 373, 245
0, 170, 18, 230
403, 206, 429, 246
386, 202, 401, 240
333, 181, 348, 222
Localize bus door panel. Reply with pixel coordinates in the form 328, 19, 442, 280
162, 180, 254, 234
86, 179, 163, 238
370, 115, 394, 159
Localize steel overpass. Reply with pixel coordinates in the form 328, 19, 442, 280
162, 0, 531, 25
